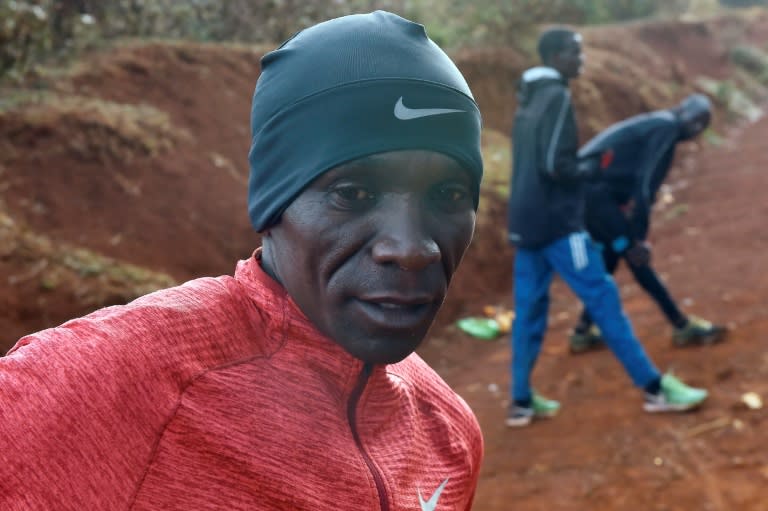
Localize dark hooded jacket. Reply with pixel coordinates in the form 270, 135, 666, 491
507, 67, 599, 248
578, 110, 683, 244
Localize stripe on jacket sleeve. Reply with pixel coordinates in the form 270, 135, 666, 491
546, 91, 571, 176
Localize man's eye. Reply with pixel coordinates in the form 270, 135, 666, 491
434, 184, 470, 203
331, 185, 375, 205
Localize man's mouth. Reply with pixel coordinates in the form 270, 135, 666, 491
377, 302, 415, 310
353, 295, 438, 331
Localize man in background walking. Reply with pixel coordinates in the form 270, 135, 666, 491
506, 27, 708, 427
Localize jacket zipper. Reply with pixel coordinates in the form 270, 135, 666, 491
347, 363, 390, 511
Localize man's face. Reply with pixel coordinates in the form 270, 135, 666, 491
679, 111, 710, 140
262, 150, 476, 364
553, 35, 584, 79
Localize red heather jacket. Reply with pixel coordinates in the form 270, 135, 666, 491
0, 254, 483, 510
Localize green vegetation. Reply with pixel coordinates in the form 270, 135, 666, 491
662, 202, 690, 221
0, 0, 709, 82
730, 45, 768, 82
0, 95, 187, 161
420, 0, 680, 49
476, 129, 513, 247
0, 206, 176, 306
702, 128, 725, 146
697, 75, 765, 121
480, 129, 512, 200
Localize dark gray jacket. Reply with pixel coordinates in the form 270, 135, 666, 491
580, 110, 682, 242
507, 67, 598, 248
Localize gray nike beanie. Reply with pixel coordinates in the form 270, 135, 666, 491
247, 10, 483, 232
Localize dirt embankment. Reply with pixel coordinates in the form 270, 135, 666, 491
0, 42, 265, 347
2, 10, 768, 511
3, 12, 768, 352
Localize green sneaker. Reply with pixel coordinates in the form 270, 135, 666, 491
643, 373, 708, 413
673, 316, 727, 347
505, 392, 561, 427
569, 325, 603, 354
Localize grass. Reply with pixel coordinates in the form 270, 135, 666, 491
475, 129, 512, 247
108, 36, 274, 53
696, 76, 764, 122
702, 128, 725, 146
1, 205, 176, 307
480, 129, 511, 200
0, 94, 188, 162
663, 203, 690, 221
0, 89, 52, 114
730, 45, 768, 82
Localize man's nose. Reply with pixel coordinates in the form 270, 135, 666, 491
371, 199, 441, 271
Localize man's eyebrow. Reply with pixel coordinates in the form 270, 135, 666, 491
349, 154, 390, 166
336, 155, 391, 173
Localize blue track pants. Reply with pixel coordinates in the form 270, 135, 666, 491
511, 232, 660, 403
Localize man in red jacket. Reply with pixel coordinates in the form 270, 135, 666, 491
0, 11, 483, 510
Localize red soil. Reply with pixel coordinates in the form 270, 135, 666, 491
2, 13, 768, 510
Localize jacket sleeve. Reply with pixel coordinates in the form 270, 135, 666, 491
0, 305, 189, 509
629, 132, 678, 240
539, 89, 599, 181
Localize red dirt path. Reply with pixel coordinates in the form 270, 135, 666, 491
2, 14, 768, 511
425, 110, 768, 511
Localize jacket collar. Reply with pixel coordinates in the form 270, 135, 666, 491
521, 66, 562, 83
234, 249, 378, 395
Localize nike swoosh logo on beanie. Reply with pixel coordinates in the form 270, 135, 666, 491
394, 97, 466, 120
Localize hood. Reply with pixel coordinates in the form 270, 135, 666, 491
517, 66, 565, 105
673, 93, 712, 141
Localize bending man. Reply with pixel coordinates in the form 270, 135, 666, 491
570, 94, 726, 353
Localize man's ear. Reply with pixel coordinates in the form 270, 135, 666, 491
549, 53, 564, 71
